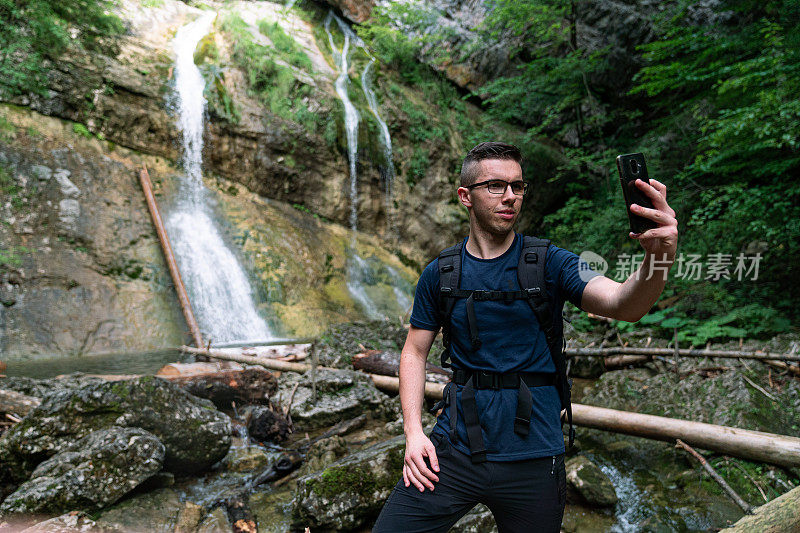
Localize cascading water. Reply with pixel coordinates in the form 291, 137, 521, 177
324, 12, 361, 232
325, 10, 414, 318
165, 12, 273, 344
361, 59, 396, 237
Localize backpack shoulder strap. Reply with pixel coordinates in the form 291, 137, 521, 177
518, 236, 575, 447
437, 242, 463, 368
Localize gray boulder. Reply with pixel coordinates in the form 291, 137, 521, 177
293, 434, 405, 530
565, 456, 618, 507
277, 369, 398, 429
0, 376, 231, 483
0, 427, 164, 515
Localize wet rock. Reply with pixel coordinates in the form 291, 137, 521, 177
16, 511, 102, 532
197, 507, 233, 533
0, 376, 231, 484
0, 427, 164, 515
224, 445, 276, 473
277, 368, 397, 429
565, 456, 618, 507
244, 405, 292, 444
95, 488, 183, 533
451, 504, 497, 532
250, 488, 294, 533
296, 436, 349, 477
293, 434, 405, 530
174, 501, 205, 533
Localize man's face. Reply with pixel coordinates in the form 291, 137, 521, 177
458, 159, 524, 237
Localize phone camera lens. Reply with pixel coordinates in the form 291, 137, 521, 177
629, 159, 640, 176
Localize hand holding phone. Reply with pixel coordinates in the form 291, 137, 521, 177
617, 153, 658, 235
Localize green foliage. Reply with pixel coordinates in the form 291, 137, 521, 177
0, 0, 124, 97
0, 164, 25, 209
0, 114, 15, 140
72, 122, 92, 138
0, 245, 30, 271
406, 147, 430, 188
219, 12, 322, 132
257, 20, 312, 71
481, 0, 610, 146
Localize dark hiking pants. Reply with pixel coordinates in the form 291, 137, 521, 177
373, 431, 566, 533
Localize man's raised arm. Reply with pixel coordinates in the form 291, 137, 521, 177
399, 325, 440, 492
580, 177, 679, 322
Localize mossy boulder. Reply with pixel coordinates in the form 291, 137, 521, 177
565, 456, 618, 507
276, 368, 398, 430
292, 434, 405, 530
0, 376, 231, 484
0, 427, 164, 515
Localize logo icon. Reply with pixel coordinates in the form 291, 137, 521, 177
578, 250, 607, 282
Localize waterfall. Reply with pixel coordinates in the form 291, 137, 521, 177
165, 12, 273, 345
324, 12, 361, 232
361, 59, 396, 236
323, 10, 413, 320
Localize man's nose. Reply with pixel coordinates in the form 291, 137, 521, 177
501, 184, 517, 203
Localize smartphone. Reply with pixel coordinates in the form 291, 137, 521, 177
617, 153, 658, 234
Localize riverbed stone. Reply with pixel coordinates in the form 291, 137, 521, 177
0, 376, 231, 484
0, 427, 164, 515
95, 487, 183, 532
292, 434, 405, 530
16, 511, 102, 532
276, 368, 398, 429
565, 456, 618, 507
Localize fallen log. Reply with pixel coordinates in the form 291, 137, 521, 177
566, 347, 800, 363
210, 343, 311, 360
192, 345, 800, 469
299, 414, 368, 451
676, 439, 753, 514
352, 350, 450, 382
572, 404, 800, 469
602, 355, 651, 369
0, 389, 41, 417
181, 346, 314, 373
161, 367, 279, 409
724, 485, 800, 532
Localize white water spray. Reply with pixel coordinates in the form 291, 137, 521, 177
165, 12, 273, 344
362, 59, 396, 236
325, 12, 361, 232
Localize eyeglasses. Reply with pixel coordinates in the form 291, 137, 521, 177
464, 179, 529, 196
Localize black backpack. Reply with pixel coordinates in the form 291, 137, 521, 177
436, 236, 574, 447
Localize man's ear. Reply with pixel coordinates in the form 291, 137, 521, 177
457, 187, 472, 208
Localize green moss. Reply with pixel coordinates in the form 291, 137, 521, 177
194, 33, 219, 65
72, 122, 92, 138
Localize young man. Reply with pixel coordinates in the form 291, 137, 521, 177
373, 142, 678, 532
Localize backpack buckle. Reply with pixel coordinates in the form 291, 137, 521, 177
525, 287, 541, 298
441, 287, 453, 296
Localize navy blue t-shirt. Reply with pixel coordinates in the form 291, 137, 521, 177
410, 234, 600, 460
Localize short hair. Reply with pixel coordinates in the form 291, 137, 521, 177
460, 142, 522, 187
